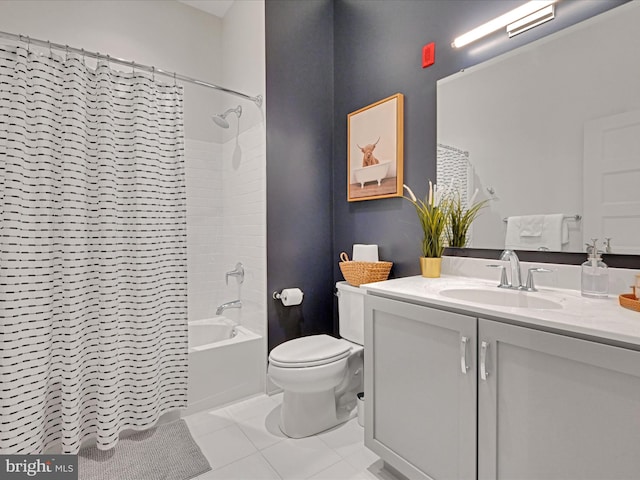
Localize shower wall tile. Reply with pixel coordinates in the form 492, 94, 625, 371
189, 225, 222, 246
187, 215, 220, 227
187, 204, 223, 219
186, 138, 225, 321
222, 123, 266, 340
185, 126, 266, 386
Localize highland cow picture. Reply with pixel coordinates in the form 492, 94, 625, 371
347, 93, 404, 202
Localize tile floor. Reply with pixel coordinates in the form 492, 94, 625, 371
184, 393, 400, 480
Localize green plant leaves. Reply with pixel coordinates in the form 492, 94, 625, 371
404, 182, 489, 255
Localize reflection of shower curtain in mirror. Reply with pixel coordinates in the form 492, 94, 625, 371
437, 143, 471, 205
0, 45, 188, 454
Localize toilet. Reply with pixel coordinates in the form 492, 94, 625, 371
268, 281, 365, 438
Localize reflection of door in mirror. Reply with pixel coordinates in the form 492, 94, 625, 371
437, 2, 640, 254
584, 110, 640, 254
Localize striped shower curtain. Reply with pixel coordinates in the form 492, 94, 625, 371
0, 45, 188, 454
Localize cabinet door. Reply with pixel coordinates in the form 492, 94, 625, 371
365, 295, 477, 480
478, 319, 640, 480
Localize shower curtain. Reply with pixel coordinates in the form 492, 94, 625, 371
436, 143, 470, 207
0, 45, 188, 454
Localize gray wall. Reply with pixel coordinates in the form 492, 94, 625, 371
265, 0, 335, 350
266, 0, 628, 351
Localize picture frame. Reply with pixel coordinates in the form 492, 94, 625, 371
347, 93, 404, 202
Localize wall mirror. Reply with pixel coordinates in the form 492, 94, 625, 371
437, 2, 640, 256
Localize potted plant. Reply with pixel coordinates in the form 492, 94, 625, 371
446, 188, 490, 248
403, 181, 452, 278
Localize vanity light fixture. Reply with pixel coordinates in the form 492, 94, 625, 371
507, 4, 555, 37
451, 0, 557, 48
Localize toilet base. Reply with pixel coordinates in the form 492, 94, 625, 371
279, 389, 350, 438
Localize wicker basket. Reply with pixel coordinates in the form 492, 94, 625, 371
339, 252, 392, 287
619, 293, 640, 312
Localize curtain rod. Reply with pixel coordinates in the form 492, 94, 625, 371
0, 30, 263, 107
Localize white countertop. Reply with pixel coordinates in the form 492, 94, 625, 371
363, 274, 640, 348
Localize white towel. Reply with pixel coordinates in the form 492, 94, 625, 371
505, 214, 568, 250
516, 215, 544, 236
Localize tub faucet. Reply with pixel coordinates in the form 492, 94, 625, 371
500, 249, 522, 289
216, 299, 242, 316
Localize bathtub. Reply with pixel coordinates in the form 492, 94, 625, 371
186, 317, 262, 415
353, 161, 391, 188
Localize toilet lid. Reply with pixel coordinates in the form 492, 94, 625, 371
269, 334, 351, 368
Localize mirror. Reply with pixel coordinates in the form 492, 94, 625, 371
437, 2, 640, 255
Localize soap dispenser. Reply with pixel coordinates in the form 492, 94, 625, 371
581, 239, 608, 298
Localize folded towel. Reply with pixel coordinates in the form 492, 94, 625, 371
505, 214, 568, 250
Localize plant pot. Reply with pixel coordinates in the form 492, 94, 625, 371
420, 257, 442, 278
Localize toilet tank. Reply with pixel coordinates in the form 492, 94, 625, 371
336, 281, 365, 345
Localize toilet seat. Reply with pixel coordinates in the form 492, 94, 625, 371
269, 334, 352, 368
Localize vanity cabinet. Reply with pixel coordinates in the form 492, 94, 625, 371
477, 318, 640, 480
365, 294, 640, 480
364, 295, 477, 480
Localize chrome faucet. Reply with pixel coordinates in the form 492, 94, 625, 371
495, 249, 553, 291
500, 249, 522, 289
216, 299, 242, 316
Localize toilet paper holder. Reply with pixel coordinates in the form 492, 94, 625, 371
273, 288, 304, 306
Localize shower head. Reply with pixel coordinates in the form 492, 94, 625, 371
212, 105, 242, 129
212, 115, 230, 129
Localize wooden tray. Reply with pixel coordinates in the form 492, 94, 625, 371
619, 293, 640, 312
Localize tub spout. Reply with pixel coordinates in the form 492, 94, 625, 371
216, 299, 242, 316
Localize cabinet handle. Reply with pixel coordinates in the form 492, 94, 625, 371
460, 336, 470, 374
480, 341, 490, 380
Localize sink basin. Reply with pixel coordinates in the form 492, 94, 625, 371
440, 288, 563, 310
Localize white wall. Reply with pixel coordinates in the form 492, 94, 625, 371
221, 0, 265, 140
218, 2, 267, 391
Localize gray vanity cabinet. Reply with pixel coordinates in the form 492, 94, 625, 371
478, 318, 640, 480
364, 295, 477, 480
365, 294, 640, 480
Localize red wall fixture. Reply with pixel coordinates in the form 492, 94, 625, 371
422, 42, 435, 68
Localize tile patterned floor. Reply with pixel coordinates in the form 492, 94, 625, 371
185, 394, 400, 480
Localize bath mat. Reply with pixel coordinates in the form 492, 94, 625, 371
78, 419, 211, 480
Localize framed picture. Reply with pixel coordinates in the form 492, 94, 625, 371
347, 93, 404, 202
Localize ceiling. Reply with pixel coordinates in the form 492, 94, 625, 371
178, 0, 234, 18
